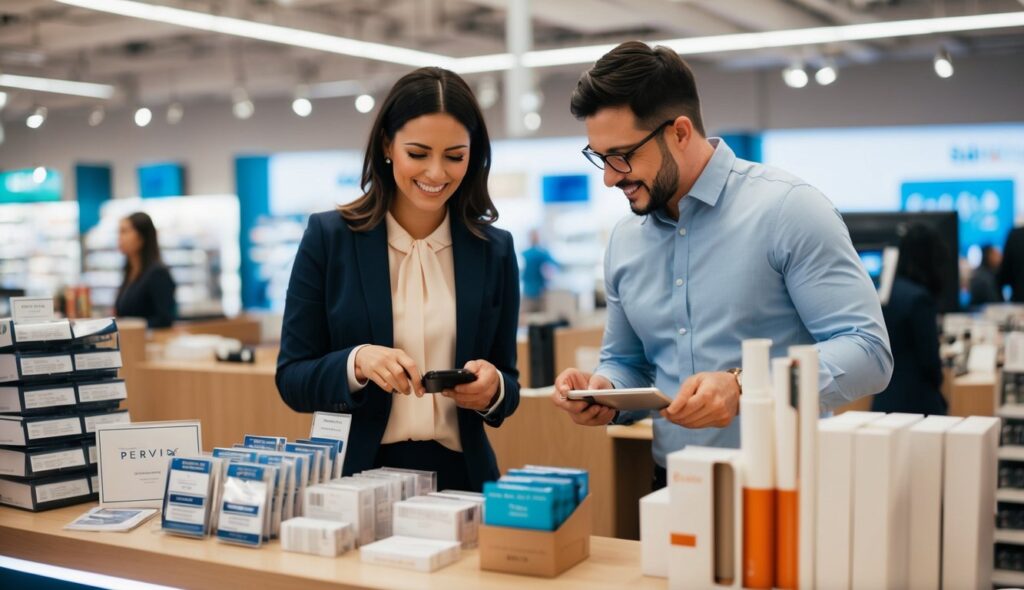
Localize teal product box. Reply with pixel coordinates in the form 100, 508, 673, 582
522, 465, 589, 502
500, 475, 575, 525
483, 482, 558, 531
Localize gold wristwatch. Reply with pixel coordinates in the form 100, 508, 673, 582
726, 367, 743, 394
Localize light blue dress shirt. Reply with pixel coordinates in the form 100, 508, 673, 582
595, 138, 893, 467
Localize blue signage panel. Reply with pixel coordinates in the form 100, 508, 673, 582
901, 179, 1015, 256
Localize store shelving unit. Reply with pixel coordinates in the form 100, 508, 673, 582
995, 377, 1024, 587
0, 201, 81, 296
83, 196, 240, 318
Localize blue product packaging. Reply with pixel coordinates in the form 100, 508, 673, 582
243, 435, 286, 451
499, 475, 576, 525
216, 463, 271, 547
299, 437, 342, 479
212, 447, 260, 463
522, 465, 590, 502
483, 482, 558, 531
283, 442, 323, 484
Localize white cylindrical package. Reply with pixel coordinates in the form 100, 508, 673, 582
281, 516, 354, 557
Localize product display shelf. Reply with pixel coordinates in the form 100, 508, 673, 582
0, 202, 81, 297
996, 368, 1024, 585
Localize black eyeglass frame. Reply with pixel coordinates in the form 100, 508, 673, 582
581, 119, 675, 173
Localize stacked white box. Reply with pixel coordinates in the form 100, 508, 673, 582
640, 487, 670, 578
942, 416, 999, 589
815, 411, 884, 590
668, 446, 743, 589
907, 415, 963, 590
850, 413, 924, 590
303, 482, 375, 547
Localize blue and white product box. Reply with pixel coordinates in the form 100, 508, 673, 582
242, 435, 286, 451
82, 408, 130, 434
253, 451, 299, 523
281, 517, 355, 557
0, 441, 89, 479
212, 447, 259, 463
522, 465, 590, 502
397, 496, 480, 548
162, 456, 220, 538
483, 482, 559, 531
430, 490, 485, 520
309, 411, 352, 472
303, 437, 343, 479
0, 351, 75, 383
499, 474, 576, 525
305, 481, 376, 547
216, 463, 272, 547
296, 438, 341, 480
73, 349, 123, 373
0, 413, 86, 447
284, 443, 324, 485
359, 536, 461, 573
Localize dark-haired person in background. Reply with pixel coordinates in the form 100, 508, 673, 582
872, 224, 948, 415
114, 212, 176, 328
999, 226, 1024, 302
275, 67, 520, 492
969, 244, 1002, 306
549, 41, 893, 489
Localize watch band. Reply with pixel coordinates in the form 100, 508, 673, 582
726, 367, 743, 395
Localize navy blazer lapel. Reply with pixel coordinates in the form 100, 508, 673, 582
452, 215, 485, 366
353, 221, 394, 348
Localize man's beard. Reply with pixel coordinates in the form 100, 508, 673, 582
630, 138, 679, 216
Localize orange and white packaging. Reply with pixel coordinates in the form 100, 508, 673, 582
667, 446, 743, 590
739, 339, 774, 589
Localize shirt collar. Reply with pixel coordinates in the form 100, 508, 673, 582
385, 209, 453, 254
685, 137, 735, 208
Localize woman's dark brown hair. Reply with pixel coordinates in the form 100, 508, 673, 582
340, 67, 497, 238
120, 211, 163, 289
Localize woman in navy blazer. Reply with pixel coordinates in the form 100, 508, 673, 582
276, 67, 520, 492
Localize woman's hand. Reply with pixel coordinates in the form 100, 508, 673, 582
443, 359, 501, 411
354, 346, 425, 396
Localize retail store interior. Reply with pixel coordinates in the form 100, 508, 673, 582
1, 0, 1024, 589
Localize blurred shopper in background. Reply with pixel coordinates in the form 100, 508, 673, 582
1000, 226, 1024, 302
970, 244, 1002, 306
114, 212, 176, 328
520, 229, 560, 313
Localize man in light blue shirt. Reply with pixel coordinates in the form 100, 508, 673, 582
551, 41, 893, 487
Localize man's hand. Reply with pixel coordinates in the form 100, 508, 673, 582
660, 372, 740, 429
551, 368, 617, 426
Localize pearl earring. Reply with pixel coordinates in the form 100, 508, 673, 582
385, 157, 392, 164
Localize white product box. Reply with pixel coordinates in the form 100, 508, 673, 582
359, 535, 461, 572
305, 482, 375, 546
942, 416, 999, 590
850, 413, 924, 590
667, 446, 743, 589
640, 486, 670, 578
281, 517, 354, 557
907, 415, 963, 590
815, 411, 884, 590
396, 496, 479, 548
345, 476, 394, 540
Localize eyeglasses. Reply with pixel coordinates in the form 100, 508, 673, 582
581, 120, 674, 174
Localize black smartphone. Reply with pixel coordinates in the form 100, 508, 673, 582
422, 369, 477, 393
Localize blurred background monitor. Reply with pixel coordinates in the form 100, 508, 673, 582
843, 211, 960, 313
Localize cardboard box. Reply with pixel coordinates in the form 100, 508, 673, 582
478, 493, 591, 577
907, 415, 963, 590
640, 486, 670, 578
942, 416, 999, 589
851, 413, 924, 590
815, 411, 884, 590
667, 447, 743, 589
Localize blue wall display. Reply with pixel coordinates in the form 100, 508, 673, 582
75, 164, 112, 236
542, 174, 588, 204
138, 162, 185, 198
0, 168, 61, 203
901, 179, 1015, 256
718, 132, 763, 163
235, 156, 271, 310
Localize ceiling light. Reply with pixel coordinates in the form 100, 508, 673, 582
934, 47, 954, 78
56, 0, 451, 69
134, 106, 152, 127
0, 73, 114, 99
782, 64, 809, 88
32, 166, 47, 184
476, 77, 499, 109
166, 101, 184, 124
232, 88, 254, 120
523, 112, 542, 132
88, 105, 106, 126
815, 62, 838, 86
355, 94, 375, 114
519, 91, 542, 113
26, 106, 47, 129
291, 97, 312, 117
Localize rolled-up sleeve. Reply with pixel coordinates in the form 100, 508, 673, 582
770, 184, 894, 408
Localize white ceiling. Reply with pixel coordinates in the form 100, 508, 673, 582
1, 0, 1023, 118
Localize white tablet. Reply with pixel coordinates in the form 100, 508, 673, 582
566, 387, 671, 411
